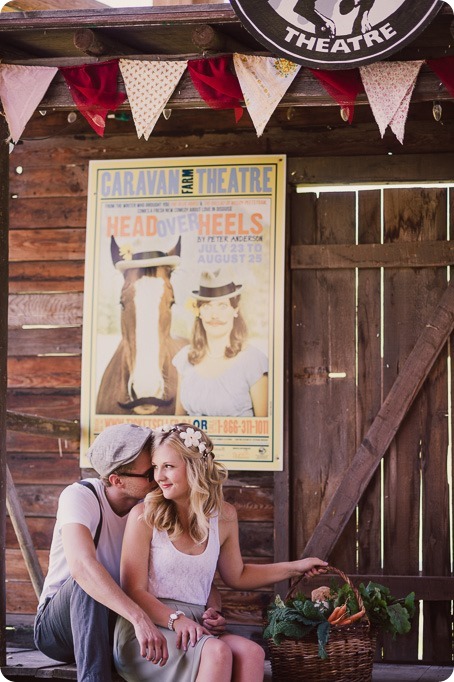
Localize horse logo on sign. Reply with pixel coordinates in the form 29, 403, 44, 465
230, 0, 443, 69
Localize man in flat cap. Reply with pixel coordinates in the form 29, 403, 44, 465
34, 424, 223, 682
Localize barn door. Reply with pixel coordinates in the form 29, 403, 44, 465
289, 179, 453, 663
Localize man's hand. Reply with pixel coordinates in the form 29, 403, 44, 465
202, 607, 226, 635
134, 615, 168, 666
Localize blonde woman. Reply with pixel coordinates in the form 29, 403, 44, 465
114, 424, 327, 682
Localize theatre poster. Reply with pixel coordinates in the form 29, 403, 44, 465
80, 155, 286, 471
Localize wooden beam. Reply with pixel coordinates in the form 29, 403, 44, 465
73, 28, 139, 57
304, 574, 454, 601
6, 410, 80, 440
3, 0, 108, 10
191, 24, 249, 54
303, 279, 454, 560
0, 111, 9, 669
291, 241, 454, 270
6, 466, 44, 600
21, 65, 454, 111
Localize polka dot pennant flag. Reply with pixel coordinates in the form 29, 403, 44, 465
360, 61, 424, 144
119, 59, 188, 140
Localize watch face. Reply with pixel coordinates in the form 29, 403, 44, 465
229, 0, 442, 69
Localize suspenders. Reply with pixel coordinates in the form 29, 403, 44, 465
77, 480, 103, 548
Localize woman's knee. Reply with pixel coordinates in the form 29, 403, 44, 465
201, 637, 233, 667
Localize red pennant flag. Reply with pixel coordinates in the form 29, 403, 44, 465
308, 68, 363, 123
188, 56, 244, 122
427, 56, 454, 98
60, 59, 126, 136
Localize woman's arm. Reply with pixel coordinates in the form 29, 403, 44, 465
217, 503, 327, 590
250, 374, 268, 417
174, 373, 186, 416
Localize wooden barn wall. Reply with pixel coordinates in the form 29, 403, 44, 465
5, 107, 454, 663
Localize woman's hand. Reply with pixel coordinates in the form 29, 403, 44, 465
202, 607, 226, 635
290, 557, 328, 579
174, 616, 211, 651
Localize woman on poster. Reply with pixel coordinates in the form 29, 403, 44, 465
172, 270, 268, 418
113, 423, 327, 682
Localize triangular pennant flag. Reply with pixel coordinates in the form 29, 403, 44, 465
360, 61, 424, 144
308, 68, 363, 123
119, 59, 187, 140
233, 55, 300, 136
60, 60, 126, 137
427, 56, 454, 98
0, 64, 58, 143
188, 56, 244, 122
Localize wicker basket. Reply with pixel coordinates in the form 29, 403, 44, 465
267, 566, 377, 682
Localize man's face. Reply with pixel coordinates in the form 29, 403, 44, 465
116, 448, 156, 499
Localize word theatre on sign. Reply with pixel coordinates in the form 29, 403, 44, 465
229, 0, 444, 69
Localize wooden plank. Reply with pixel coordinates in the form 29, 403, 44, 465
6, 517, 55, 550
292, 191, 357, 572
9, 196, 87, 229
9, 229, 85, 262
291, 241, 454, 269
6, 467, 44, 598
7, 549, 48, 582
8, 293, 83, 326
10, 165, 87, 199
6, 431, 79, 453
7, 455, 81, 485
0, 105, 10, 669
9, 262, 84, 293
382, 187, 449, 661
288, 154, 454, 185
8, 327, 82, 356
356, 190, 382, 575
7, 485, 65, 518
223, 487, 273, 522
4, 63, 452, 110
6, 391, 80, 419
7, 357, 81, 389
302, 278, 454, 560
6, 411, 80, 440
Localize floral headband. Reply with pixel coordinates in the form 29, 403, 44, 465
156, 424, 213, 458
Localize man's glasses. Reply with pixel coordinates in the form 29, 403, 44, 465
117, 467, 154, 483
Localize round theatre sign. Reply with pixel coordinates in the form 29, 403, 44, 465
229, 0, 443, 69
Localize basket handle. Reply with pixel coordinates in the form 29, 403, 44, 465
285, 565, 365, 612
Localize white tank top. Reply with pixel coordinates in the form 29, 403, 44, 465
148, 515, 220, 606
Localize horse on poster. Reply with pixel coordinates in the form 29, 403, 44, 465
96, 236, 185, 415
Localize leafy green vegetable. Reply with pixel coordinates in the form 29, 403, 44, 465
263, 578, 415, 656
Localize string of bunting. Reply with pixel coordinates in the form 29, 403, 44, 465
0, 53, 453, 144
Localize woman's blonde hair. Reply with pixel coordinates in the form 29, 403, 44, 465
142, 424, 228, 544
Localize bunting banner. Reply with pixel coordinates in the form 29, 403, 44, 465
233, 55, 300, 136
0, 64, 58, 143
360, 60, 424, 143
308, 67, 363, 123
427, 56, 454, 98
60, 60, 126, 136
119, 59, 187, 140
188, 56, 244, 122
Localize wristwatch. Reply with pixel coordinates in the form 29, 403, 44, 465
167, 610, 185, 631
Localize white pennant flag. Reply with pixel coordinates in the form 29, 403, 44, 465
0, 64, 58, 143
233, 54, 300, 137
360, 61, 424, 144
119, 60, 187, 140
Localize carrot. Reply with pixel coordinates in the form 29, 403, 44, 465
328, 604, 347, 623
335, 608, 366, 627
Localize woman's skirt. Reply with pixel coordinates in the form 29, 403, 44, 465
113, 599, 213, 682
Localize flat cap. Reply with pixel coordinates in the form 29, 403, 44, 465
87, 424, 152, 478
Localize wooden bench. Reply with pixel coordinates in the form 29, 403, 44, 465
3, 648, 453, 682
